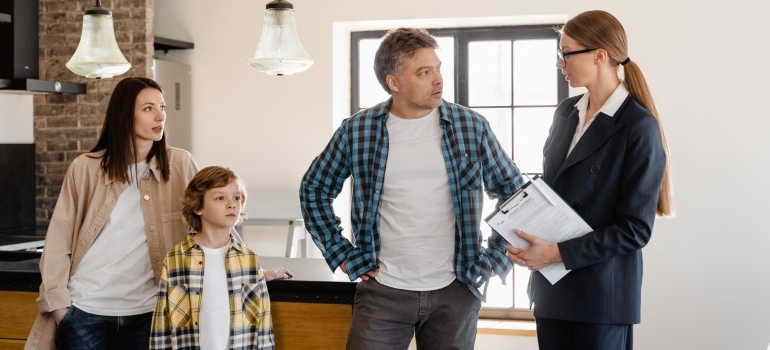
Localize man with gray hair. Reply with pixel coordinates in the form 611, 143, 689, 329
300, 27, 524, 349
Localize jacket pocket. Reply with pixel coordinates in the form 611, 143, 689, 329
162, 211, 188, 244
167, 284, 192, 329
242, 283, 267, 326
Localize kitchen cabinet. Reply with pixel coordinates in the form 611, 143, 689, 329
0, 290, 37, 349
0, 251, 40, 349
0, 144, 36, 236
0, 253, 357, 349
262, 257, 357, 349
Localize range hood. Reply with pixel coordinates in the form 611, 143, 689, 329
0, 0, 86, 94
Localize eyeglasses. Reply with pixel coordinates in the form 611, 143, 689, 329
557, 48, 598, 67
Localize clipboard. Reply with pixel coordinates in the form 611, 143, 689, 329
485, 175, 592, 284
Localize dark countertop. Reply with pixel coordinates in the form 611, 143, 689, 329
262, 257, 358, 304
0, 235, 45, 251
0, 251, 42, 292
0, 253, 358, 304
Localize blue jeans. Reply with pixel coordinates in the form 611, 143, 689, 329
346, 279, 481, 350
55, 306, 152, 350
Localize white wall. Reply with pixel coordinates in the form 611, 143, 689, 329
0, 94, 34, 143
108, 0, 770, 348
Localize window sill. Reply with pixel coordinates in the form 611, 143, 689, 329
478, 319, 536, 337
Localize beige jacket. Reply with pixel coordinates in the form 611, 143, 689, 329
25, 148, 199, 350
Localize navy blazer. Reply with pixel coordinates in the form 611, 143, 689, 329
531, 94, 666, 324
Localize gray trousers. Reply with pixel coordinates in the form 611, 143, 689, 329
346, 278, 481, 350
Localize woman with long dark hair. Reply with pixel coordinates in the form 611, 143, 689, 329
27, 77, 199, 350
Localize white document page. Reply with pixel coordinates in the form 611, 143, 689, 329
486, 177, 592, 284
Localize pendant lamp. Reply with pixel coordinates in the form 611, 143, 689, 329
66, 0, 131, 79
247, 0, 313, 76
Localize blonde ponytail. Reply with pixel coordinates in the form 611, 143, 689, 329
623, 61, 674, 217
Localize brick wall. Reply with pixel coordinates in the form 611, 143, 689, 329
34, 0, 154, 235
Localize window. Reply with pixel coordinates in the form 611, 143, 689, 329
351, 25, 567, 319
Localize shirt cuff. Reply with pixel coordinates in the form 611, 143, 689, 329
37, 289, 72, 313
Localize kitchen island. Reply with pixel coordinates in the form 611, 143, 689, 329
0, 251, 42, 350
0, 252, 357, 349
262, 256, 357, 349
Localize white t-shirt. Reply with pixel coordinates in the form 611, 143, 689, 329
376, 108, 456, 291
70, 162, 156, 316
198, 243, 231, 350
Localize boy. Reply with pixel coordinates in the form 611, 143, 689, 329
150, 166, 275, 349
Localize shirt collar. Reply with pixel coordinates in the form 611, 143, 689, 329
99, 150, 163, 184
376, 98, 452, 124
180, 233, 197, 251
146, 155, 162, 182
373, 98, 393, 120
438, 101, 452, 124
574, 83, 629, 118
182, 231, 246, 253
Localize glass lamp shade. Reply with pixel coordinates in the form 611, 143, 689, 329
66, 5, 131, 79
247, 2, 313, 76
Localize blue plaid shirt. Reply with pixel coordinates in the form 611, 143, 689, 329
300, 99, 524, 300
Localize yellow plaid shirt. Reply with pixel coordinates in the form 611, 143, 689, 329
150, 233, 275, 349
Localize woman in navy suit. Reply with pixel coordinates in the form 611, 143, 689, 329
506, 10, 674, 350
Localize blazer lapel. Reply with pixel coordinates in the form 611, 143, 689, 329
544, 107, 578, 182
554, 111, 626, 180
